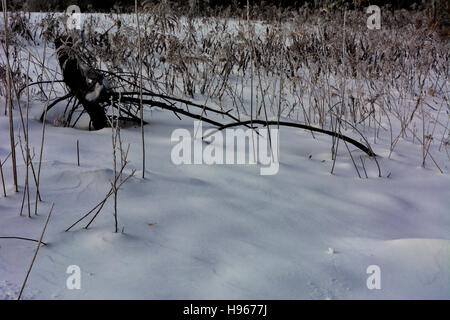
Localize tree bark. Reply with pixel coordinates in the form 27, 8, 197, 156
54, 37, 108, 130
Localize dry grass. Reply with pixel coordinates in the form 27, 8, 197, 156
1, 6, 449, 172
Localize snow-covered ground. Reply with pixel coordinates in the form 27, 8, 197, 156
1, 105, 449, 299
0, 12, 449, 300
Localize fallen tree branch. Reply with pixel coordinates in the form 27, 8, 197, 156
212, 120, 377, 157
117, 91, 243, 123
120, 96, 224, 127
50, 36, 376, 158
118, 96, 375, 156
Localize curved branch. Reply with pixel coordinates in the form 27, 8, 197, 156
121, 95, 375, 156
39, 93, 73, 122
0, 236, 47, 246
117, 91, 242, 123
215, 120, 377, 157
119, 96, 224, 127
18, 80, 65, 97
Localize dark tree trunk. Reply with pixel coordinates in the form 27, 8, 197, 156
54, 37, 108, 130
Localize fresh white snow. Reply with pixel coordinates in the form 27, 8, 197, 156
1, 106, 449, 299
0, 12, 449, 300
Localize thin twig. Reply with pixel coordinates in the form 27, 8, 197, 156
18, 203, 54, 300
1, 0, 18, 192
76, 140, 80, 166
136, 0, 146, 179
0, 237, 47, 246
